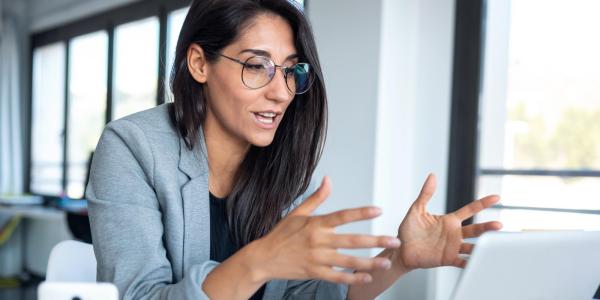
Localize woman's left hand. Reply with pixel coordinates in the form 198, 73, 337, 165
394, 173, 503, 271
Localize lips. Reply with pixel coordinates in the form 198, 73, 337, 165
254, 112, 276, 124
252, 110, 282, 129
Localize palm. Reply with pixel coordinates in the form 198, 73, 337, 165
395, 174, 502, 270
398, 208, 464, 269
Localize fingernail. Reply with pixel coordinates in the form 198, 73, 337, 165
387, 238, 401, 247
371, 207, 382, 215
363, 274, 372, 283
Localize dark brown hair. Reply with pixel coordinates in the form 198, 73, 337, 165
169, 0, 327, 247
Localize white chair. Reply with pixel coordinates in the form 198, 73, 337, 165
45, 240, 97, 282
40, 240, 119, 300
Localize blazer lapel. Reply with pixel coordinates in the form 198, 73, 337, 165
178, 130, 211, 271
177, 129, 288, 299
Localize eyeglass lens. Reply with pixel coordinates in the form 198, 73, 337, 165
241, 56, 313, 94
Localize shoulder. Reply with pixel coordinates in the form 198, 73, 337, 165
93, 104, 181, 179
88, 104, 181, 204
107, 103, 175, 136
102, 103, 180, 152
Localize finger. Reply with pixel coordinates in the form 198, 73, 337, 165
318, 206, 382, 227
412, 173, 437, 211
289, 177, 331, 216
452, 257, 467, 269
320, 234, 400, 249
453, 195, 500, 221
459, 243, 474, 255
312, 266, 373, 285
318, 253, 392, 272
462, 221, 503, 238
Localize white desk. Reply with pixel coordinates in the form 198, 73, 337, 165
1, 205, 65, 221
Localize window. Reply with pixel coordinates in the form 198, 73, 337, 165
66, 31, 108, 198
29, 0, 191, 198
113, 17, 160, 120
448, 0, 600, 230
292, 0, 305, 8
30, 43, 65, 195
165, 7, 189, 102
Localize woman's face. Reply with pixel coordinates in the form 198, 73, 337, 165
200, 13, 298, 148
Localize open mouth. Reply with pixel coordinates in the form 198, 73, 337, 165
253, 112, 276, 124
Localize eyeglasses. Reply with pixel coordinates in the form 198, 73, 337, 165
212, 52, 314, 95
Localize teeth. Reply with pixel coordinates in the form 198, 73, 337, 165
257, 112, 276, 118
255, 114, 274, 124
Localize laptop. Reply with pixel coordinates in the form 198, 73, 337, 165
38, 282, 118, 300
451, 231, 600, 300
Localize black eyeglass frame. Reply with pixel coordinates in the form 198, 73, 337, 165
208, 51, 314, 95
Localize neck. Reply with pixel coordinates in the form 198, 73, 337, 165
203, 111, 250, 198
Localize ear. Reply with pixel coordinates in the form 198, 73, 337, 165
187, 43, 209, 84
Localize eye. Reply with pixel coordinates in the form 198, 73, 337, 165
282, 66, 294, 76
245, 63, 265, 71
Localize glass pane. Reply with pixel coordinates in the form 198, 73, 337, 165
475, 207, 600, 231
479, 0, 600, 170
290, 0, 304, 9
165, 7, 189, 102
67, 31, 108, 198
113, 17, 159, 120
31, 43, 66, 195
477, 175, 600, 211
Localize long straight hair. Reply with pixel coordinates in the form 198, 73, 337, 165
169, 0, 327, 247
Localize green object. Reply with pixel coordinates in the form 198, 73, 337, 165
0, 277, 20, 288
0, 215, 21, 245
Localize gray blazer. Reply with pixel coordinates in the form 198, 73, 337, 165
86, 104, 348, 300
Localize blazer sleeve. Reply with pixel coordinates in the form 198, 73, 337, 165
86, 119, 217, 300
284, 280, 349, 299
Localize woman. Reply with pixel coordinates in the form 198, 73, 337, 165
86, 0, 502, 299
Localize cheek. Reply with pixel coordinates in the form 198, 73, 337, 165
207, 79, 259, 130
205, 68, 284, 146
208, 69, 249, 115
213, 93, 251, 122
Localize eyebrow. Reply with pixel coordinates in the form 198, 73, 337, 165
239, 48, 299, 62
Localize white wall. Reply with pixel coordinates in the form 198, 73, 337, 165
308, 0, 457, 299
1, 0, 29, 194
308, 0, 382, 254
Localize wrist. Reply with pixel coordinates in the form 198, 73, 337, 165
202, 241, 270, 300
390, 248, 414, 275
240, 238, 272, 284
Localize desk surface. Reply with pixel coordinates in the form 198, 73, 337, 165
0, 205, 65, 221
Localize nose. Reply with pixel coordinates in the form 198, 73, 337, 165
264, 68, 294, 103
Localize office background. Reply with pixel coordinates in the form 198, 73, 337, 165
0, 0, 599, 299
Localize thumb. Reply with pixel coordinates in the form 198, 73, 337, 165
411, 173, 437, 211
289, 176, 331, 216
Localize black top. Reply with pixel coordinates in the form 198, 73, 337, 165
209, 193, 266, 300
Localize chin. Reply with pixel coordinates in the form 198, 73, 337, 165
248, 133, 276, 148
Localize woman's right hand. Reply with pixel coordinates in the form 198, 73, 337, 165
249, 176, 401, 285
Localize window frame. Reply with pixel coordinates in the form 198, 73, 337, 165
446, 0, 600, 221
26, 0, 309, 198
26, 0, 190, 197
